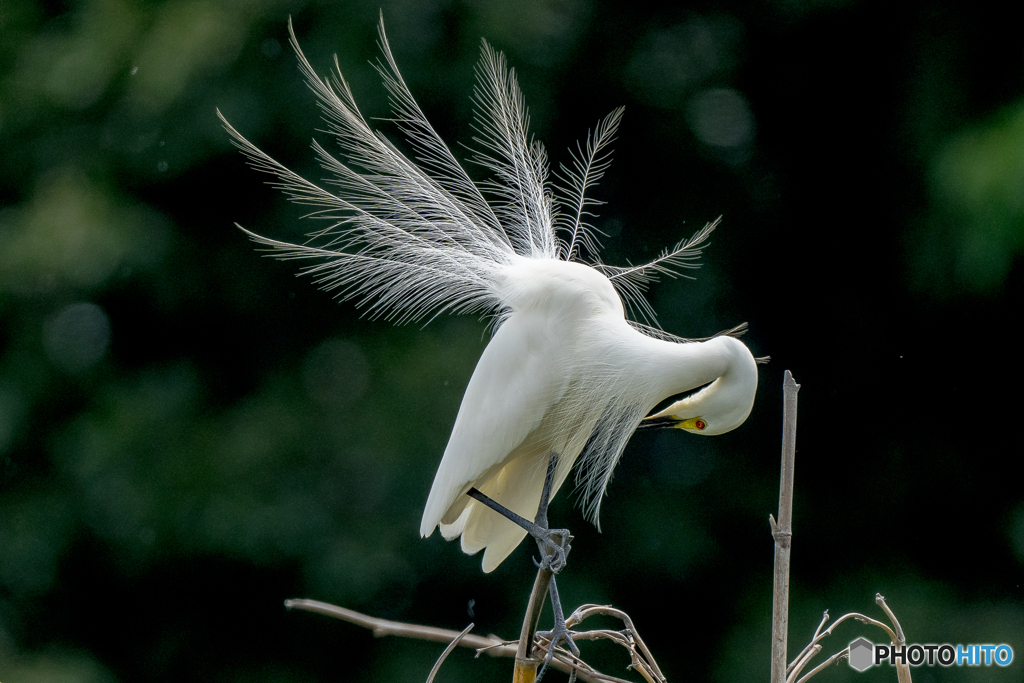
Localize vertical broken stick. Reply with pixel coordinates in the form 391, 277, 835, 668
513, 563, 553, 683
770, 370, 800, 683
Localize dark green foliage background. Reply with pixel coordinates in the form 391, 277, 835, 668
2, 0, 1022, 681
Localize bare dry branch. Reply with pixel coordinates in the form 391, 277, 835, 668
812, 611, 898, 644
564, 604, 666, 683
783, 599, 914, 683
285, 599, 507, 650
514, 561, 554, 683
875, 594, 906, 643
284, 598, 650, 683
765, 373, 913, 683
788, 611, 831, 675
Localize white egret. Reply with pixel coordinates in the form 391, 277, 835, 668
219, 19, 758, 575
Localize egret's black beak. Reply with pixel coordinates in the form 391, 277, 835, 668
637, 415, 682, 430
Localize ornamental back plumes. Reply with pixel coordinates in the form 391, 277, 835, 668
219, 19, 712, 327
221, 17, 757, 571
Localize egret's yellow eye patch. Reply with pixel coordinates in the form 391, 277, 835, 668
680, 417, 707, 431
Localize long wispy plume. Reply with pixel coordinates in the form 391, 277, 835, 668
220, 16, 718, 329
598, 217, 720, 325
554, 106, 625, 263
468, 41, 556, 259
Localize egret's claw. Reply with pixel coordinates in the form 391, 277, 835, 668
536, 623, 579, 682
537, 626, 580, 659
535, 528, 572, 574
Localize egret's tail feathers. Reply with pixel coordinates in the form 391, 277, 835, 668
459, 505, 529, 573
461, 452, 549, 572
420, 480, 472, 540
438, 508, 468, 541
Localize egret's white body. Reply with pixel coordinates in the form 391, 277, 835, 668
221, 19, 759, 573
423, 257, 757, 571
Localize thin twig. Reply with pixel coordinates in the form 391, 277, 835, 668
564, 604, 666, 683
786, 644, 822, 683
787, 611, 830, 674
784, 600, 914, 683
811, 611, 830, 641
875, 594, 906, 643
794, 647, 849, 683
826, 611, 897, 650
285, 599, 508, 650
426, 623, 475, 683
876, 594, 912, 683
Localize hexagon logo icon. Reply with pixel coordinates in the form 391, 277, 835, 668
849, 637, 874, 672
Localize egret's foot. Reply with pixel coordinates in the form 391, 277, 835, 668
465, 487, 573, 573
535, 577, 579, 682
536, 624, 579, 681
536, 623, 580, 660
532, 528, 572, 574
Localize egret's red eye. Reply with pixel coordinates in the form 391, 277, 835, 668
695, 419, 707, 430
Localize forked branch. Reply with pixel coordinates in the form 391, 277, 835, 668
785, 595, 913, 683
285, 598, 664, 683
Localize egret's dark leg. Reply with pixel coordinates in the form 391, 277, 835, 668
535, 575, 580, 681
468, 454, 578, 679
466, 453, 572, 573
534, 451, 556, 528
532, 455, 578, 680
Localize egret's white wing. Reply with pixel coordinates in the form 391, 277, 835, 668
419, 313, 570, 540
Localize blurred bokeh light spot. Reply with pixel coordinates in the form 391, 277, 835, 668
927, 99, 1024, 292
43, 302, 111, 373
0, 492, 74, 597
26, 0, 141, 111
302, 338, 371, 408
687, 87, 756, 150
2, 169, 123, 293
128, 1, 244, 115
626, 18, 743, 109
0, 649, 117, 683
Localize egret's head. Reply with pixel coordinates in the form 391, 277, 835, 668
638, 337, 758, 436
